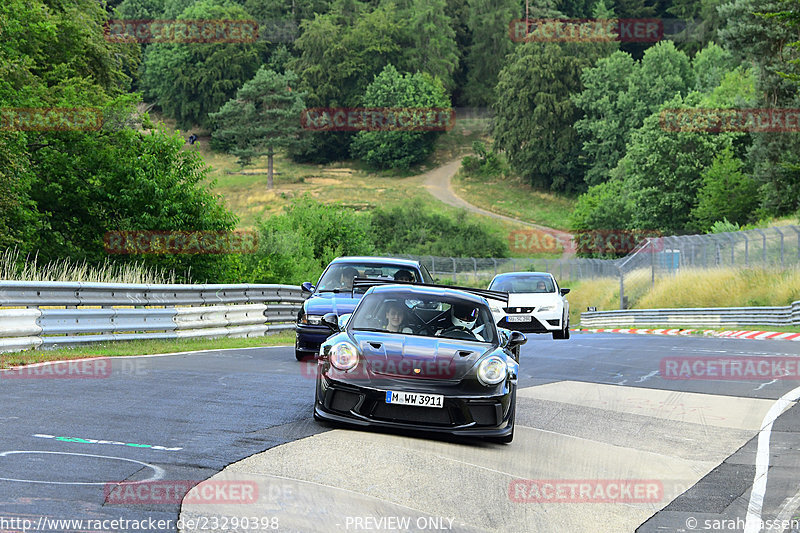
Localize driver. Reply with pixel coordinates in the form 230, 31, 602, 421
339, 266, 360, 289
436, 303, 486, 341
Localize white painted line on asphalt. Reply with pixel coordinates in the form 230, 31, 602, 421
636, 370, 659, 383
744, 385, 800, 533
0, 450, 165, 485
754, 379, 778, 392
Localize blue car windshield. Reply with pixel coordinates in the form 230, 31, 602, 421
350, 291, 496, 344
316, 264, 420, 292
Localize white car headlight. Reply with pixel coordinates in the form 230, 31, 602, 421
537, 305, 554, 312
477, 356, 507, 386
330, 342, 359, 371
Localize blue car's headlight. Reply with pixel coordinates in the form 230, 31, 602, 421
477, 356, 507, 386
330, 342, 359, 371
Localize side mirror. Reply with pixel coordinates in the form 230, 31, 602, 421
560, 288, 570, 296
497, 328, 510, 348
301, 282, 315, 293
508, 331, 527, 349
338, 313, 352, 330
321, 312, 339, 331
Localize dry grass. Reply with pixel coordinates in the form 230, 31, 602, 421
569, 266, 800, 325
0, 248, 184, 284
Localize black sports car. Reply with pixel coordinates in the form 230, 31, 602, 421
312, 280, 526, 443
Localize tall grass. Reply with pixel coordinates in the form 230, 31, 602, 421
0, 248, 186, 284
569, 266, 800, 324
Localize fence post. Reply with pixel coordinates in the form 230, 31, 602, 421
650, 239, 655, 288
492, 258, 497, 276
452, 257, 457, 282
619, 266, 625, 310
430, 256, 436, 276
472, 257, 478, 281
744, 234, 749, 267
776, 228, 785, 267
756, 228, 766, 264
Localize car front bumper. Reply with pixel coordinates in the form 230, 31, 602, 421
495, 313, 563, 333
314, 374, 515, 438
295, 324, 334, 357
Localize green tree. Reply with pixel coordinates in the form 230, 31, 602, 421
690, 148, 759, 231
403, 0, 460, 91
719, 0, 800, 216
463, 0, 517, 107
141, 0, 266, 129
210, 68, 306, 189
572, 42, 692, 187
572, 51, 639, 186
692, 42, 736, 93
493, 42, 600, 192
349, 65, 451, 169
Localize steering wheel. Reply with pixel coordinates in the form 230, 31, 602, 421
437, 326, 478, 341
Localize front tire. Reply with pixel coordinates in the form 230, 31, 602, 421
296, 350, 309, 361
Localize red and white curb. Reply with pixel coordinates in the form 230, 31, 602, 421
573, 328, 800, 341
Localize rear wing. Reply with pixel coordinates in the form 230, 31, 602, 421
350, 277, 509, 306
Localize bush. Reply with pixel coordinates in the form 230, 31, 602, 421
369, 199, 509, 257
460, 141, 509, 178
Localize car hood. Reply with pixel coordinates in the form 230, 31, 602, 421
304, 292, 361, 316
507, 293, 562, 307
350, 331, 494, 380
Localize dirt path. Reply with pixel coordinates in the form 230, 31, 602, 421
422, 158, 575, 257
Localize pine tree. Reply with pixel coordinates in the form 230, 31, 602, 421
210, 68, 306, 189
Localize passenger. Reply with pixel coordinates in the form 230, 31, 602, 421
394, 269, 414, 282
385, 301, 412, 333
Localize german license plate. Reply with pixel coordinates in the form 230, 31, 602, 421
507, 316, 532, 322
385, 391, 444, 408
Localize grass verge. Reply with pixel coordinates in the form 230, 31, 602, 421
567, 266, 800, 326
0, 331, 295, 368
451, 169, 576, 231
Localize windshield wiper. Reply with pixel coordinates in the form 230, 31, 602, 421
317, 289, 343, 293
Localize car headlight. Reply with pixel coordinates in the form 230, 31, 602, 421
330, 342, 359, 371
477, 356, 507, 386
300, 314, 324, 325
537, 305, 554, 312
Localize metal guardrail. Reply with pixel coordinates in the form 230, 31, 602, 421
0, 281, 305, 353
580, 302, 800, 328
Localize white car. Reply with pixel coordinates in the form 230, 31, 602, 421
487, 272, 570, 340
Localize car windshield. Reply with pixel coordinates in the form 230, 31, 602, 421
349, 291, 496, 344
316, 263, 420, 292
489, 275, 555, 293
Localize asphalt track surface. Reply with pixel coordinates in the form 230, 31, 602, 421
2, 333, 800, 533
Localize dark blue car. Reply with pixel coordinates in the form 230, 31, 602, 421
295, 256, 433, 360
